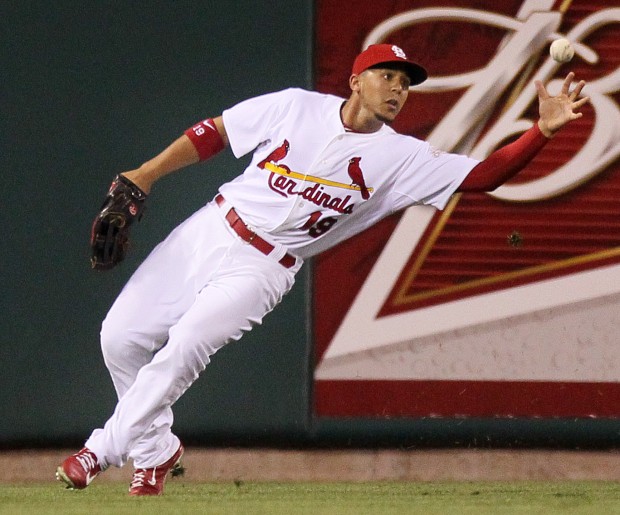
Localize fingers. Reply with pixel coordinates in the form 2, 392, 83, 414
561, 71, 576, 94
535, 80, 549, 99
569, 79, 586, 100
572, 96, 590, 109
538, 73, 587, 101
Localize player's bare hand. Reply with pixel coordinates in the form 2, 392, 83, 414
536, 72, 589, 138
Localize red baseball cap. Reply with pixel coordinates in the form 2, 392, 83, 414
352, 44, 427, 85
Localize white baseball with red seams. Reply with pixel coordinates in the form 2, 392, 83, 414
549, 38, 574, 63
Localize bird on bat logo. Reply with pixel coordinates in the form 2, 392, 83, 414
347, 157, 370, 200
258, 139, 290, 170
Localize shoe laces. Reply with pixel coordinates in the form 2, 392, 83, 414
130, 470, 147, 489
130, 467, 157, 489
76, 451, 98, 472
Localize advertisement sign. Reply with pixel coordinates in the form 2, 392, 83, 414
313, 0, 620, 418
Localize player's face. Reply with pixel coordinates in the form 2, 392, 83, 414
358, 67, 410, 123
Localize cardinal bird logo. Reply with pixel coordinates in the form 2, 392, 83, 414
258, 139, 290, 169
347, 157, 370, 200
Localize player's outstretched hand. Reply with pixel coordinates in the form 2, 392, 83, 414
536, 72, 589, 138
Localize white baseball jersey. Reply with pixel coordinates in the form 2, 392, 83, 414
221, 87, 479, 258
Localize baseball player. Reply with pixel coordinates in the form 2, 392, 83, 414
57, 44, 589, 495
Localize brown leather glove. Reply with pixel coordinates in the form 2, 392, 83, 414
90, 174, 147, 270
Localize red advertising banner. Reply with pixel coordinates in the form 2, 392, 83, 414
313, 0, 620, 418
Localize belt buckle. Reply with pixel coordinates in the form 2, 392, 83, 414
244, 222, 257, 244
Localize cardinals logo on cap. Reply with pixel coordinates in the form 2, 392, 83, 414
391, 45, 407, 59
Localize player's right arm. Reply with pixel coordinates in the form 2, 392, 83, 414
457, 72, 588, 192
121, 116, 228, 194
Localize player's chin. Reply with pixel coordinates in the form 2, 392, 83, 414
376, 110, 399, 124
378, 103, 401, 123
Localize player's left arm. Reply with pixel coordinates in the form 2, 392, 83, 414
457, 72, 589, 192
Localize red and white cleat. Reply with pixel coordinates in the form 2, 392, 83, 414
56, 447, 102, 490
128, 444, 185, 496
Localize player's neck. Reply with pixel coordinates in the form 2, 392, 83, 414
340, 100, 384, 134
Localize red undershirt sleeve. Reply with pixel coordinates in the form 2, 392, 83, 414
457, 122, 550, 192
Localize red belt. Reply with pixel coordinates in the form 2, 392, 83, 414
215, 194, 296, 269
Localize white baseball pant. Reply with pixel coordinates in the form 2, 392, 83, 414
85, 199, 301, 469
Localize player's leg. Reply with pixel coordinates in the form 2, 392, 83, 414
56, 203, 231, 489
85, 238, 299, 470
89, 205, 228, 458
98, 204, 228, 399
94, 202, 236, 465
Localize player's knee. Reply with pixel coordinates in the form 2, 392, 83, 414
169, 324, 232, 366
99, 320, 143, 365
100, 322, 125, 363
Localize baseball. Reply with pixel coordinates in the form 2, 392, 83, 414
550, 38, 574, 63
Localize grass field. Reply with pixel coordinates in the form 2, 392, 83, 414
1, 481, 620, 514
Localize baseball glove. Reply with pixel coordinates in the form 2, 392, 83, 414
90, 174, 147, 270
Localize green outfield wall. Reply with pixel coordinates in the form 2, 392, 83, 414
1, 1, 313, 447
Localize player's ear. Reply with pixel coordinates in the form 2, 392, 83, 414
349, 74, 361, 92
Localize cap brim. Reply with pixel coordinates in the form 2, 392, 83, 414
370, 61, 428, 85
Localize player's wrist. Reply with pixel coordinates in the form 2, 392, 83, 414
121, 169, 154, 195
537, 119, 556, 139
